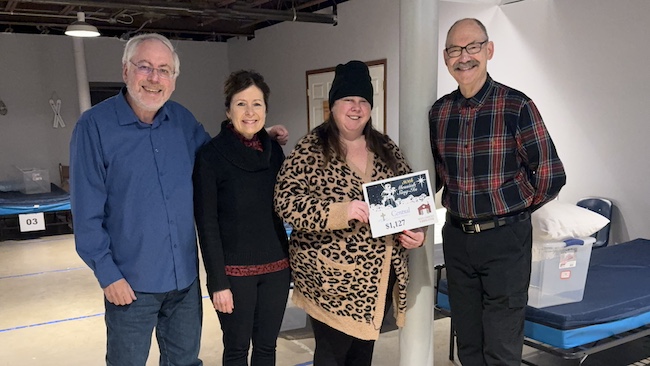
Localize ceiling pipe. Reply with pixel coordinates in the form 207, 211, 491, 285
71, 37, 92, 113
10, 0, 204, 14
228, 6, 336, 25
239, 0, 338, 29
0, 19, 254, 38
9, 0, 338, 25
0, 10, 80, 21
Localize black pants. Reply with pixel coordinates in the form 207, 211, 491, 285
216, 268, 291, 366
310, 266, 397, 366
442, 218, 532, 366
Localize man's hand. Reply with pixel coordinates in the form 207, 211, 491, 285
267, 125, 289, 145
103, 278, 137, 306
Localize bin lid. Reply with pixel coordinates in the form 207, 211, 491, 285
533, 237, 596, 249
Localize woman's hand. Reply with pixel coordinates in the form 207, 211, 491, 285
212, 289, 234, 313
347, 200, 370, 224
399, 228, 426, 249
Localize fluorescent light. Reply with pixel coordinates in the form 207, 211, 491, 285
65, 12, 100, 38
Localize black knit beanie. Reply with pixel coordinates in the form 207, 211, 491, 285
328, 60, 373, 109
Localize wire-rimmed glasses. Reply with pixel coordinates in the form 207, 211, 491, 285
129, 61, 175, 79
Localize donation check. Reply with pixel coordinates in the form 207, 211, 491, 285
362, 170, 438, 238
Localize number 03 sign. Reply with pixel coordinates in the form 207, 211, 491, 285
362, 170, 438, 238
19, 212, 46, 232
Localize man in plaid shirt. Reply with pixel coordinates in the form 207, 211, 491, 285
429, 18, 566, 365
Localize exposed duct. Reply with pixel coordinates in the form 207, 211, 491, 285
0, 0, 342, 41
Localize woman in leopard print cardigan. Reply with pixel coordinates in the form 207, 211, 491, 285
274, 61, 424, 365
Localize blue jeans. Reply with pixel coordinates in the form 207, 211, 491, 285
105, 278, 203, 366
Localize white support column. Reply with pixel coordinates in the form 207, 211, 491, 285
398, 0, 439, 365
72, 37, 92, 114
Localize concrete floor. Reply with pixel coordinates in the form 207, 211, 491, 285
1, 234, 648, 366
0, 235, 418, 366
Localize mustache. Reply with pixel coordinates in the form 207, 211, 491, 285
453, 59, 479, 70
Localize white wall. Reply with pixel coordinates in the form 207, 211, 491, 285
0, 34, 228, 185
0, 34, 77, 185
436, 0, 650, 243
226, 0, 400, 149
1, 0, 648, 243
84, 37, 228, 137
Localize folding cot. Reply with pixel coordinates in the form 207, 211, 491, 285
435, 238, 650, 365
0, 183, 73, 241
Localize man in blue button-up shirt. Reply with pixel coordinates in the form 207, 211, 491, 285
70, 33, 286, 366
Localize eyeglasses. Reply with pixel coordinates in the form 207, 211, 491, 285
129, 61, 175, 79
445, 40, 489, 58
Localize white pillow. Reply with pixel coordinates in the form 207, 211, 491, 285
531, 200, 610, 241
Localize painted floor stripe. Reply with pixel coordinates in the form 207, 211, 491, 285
0, 266, 87, 280
0, 313, 104, 333
2, 295, 209, 333
2, 293, 312, 366
2, 298, 315, 366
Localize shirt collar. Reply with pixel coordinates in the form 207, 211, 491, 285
115, 87, 170, 128
454, 74, 494, 109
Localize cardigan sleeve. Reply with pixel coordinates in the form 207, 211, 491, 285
274, 135, 352, 233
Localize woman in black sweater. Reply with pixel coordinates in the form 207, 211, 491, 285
193, 70, 290, 366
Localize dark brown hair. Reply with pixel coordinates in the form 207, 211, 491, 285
223, 70, 271, 111
314, 114, 399, 175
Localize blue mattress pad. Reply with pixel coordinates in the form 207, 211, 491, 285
437, 239, 650, 330
526, 238, 650, 329
0, 183, 71, 215
0, 183, 69, 206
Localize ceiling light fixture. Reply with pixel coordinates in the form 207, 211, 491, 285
65, 12, 100, 38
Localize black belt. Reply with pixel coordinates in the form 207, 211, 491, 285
447, 210, 530, 234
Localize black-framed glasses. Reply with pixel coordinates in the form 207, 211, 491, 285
445, 40, 489, 58
129, 60, 175, 79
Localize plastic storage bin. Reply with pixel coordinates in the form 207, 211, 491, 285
528, 237, 595, 308
15, 167, 51, 194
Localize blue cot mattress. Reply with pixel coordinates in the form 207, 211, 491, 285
0, 183, 71, 215
437, 238, 650, 349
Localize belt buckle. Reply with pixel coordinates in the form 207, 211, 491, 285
462, 221, 481, 234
